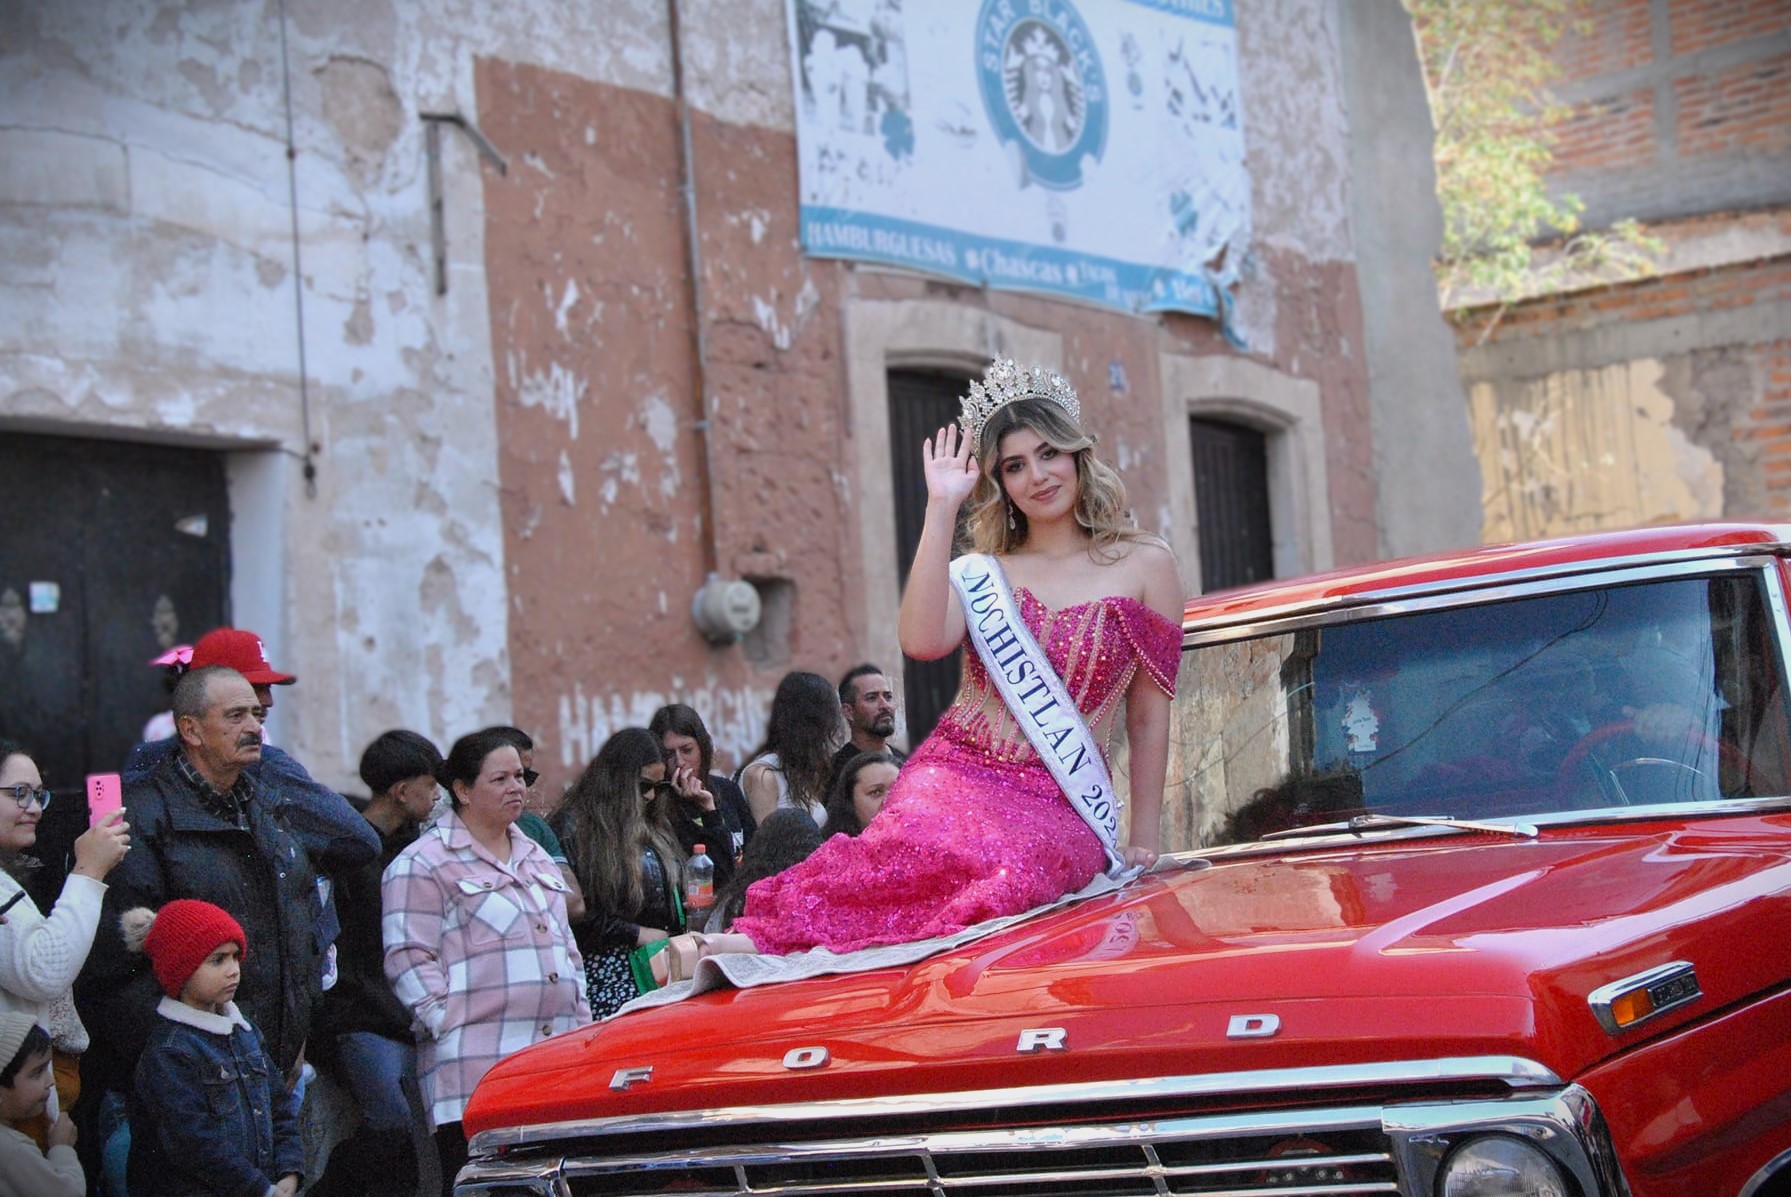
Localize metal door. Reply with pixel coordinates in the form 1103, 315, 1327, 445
0, 432, 229, 885
886, 369, 970, 743
1190, 417, 1273, 593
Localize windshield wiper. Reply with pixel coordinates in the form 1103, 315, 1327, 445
1259, 813, 1539, 841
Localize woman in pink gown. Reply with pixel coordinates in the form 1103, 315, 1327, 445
721, 360, 1185, 956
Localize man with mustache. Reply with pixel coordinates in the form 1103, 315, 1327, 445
126, 627, 379, 881
75, 665, 328, 1178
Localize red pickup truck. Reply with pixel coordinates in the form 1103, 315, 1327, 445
456, 523, 1791, 1197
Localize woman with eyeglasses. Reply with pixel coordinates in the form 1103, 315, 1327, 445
549, 728, 693, 1017
0, 740, 131, 1144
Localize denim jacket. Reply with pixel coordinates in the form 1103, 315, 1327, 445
127, 998, 303, 1197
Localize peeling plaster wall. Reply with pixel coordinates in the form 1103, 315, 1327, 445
475, 54, 851, 779
1460, 252, 1791, 534
2, 0, 1457, 798
478, 0, 1433, 793
1469, 360, 1725, 541
0, 0, 685, 785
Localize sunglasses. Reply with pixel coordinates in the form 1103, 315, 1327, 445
638, 778, 673, 799
522, 768, 540, 788
1, 784, 52, 812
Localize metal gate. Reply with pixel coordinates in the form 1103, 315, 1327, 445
886, 369, 970, 744
0, 432, 229, 888
1189, 417, 1273, 593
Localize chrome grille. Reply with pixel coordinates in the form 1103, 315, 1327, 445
469, 1106, 1401, 1197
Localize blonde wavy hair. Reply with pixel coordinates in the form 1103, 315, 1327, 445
961, 398, 1149, 558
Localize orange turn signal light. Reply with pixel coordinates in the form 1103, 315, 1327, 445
1606, 988, 1654, 1029
1588, 961, 1700, 1036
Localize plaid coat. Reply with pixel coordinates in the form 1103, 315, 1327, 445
382, 809, 590, 1125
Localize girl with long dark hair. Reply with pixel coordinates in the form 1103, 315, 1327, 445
737, 672, 843, 828
551, 728, 692, 1017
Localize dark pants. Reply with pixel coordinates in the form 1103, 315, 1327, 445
309, 1033, 423, 1195
434, 1122, 468, 1197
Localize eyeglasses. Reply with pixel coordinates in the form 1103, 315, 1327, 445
1, 785, 52, 812
522, 768, 540, 788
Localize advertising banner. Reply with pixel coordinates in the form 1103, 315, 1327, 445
786, 0, 1250, 334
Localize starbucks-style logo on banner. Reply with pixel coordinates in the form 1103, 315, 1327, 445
976, 0, 1109, 190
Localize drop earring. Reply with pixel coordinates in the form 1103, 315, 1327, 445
1007, 502, 1016, 531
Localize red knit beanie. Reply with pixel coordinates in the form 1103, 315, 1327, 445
122, 900, 248, 998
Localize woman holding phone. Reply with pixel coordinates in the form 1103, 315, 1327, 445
0, 741, 131, 1137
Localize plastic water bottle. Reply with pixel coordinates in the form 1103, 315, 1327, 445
684, 844, 715, 921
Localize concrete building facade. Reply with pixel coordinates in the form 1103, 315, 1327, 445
1, 0, 1474, 823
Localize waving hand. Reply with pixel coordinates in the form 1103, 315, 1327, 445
923, 423, 979, 509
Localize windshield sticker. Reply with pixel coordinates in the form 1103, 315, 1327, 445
1341, 688, 1380, 754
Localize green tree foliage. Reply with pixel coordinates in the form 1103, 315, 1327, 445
1407, 0, 1657, 336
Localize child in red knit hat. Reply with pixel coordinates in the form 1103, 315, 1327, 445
121, 900, 302, 1196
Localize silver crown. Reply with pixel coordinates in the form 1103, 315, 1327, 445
957, 358, 1081, 447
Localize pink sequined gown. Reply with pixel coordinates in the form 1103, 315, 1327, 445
731, 588, 1182, 955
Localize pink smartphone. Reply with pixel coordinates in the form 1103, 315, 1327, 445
86, 773, 123, 823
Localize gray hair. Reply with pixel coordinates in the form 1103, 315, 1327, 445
171, 665, 244, 722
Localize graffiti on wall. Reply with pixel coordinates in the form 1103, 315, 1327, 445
557, 680, 776, 773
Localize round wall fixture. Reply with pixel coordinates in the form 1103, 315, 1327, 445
691, 574, 762, 643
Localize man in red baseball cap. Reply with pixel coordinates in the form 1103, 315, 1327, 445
125, 630, 375, 877
119, 627, 376, 1005
189, 628, 296, 716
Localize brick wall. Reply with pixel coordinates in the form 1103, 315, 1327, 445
1669, 0, 1791, 55
1555, 88, 1656, 170
1557, 0, 1653, 79
1740, 340, 1791, 519
1675, 51, 1791, 157
1464, 255, 1791, 339
1544, 0, 1791, 221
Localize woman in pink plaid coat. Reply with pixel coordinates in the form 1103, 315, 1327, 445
383, 728, 590, 1193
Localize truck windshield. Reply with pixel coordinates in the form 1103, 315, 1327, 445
1173, 571, 1791, 845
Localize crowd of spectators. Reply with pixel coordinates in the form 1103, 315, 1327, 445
0, 635, 904, 1196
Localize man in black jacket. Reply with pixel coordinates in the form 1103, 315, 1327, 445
76, 666, 327, 1172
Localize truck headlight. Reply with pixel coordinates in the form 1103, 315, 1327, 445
1439, 1136, 1571, 1197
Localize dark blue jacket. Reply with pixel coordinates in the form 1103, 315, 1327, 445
128, 999, 302, 1197
125, 738, 377, 980
125, 738, 379, 876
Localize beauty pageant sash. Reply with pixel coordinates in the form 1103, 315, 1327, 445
949, 553, 1125, 873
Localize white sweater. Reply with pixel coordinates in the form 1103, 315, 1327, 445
0, 870, 105, 1040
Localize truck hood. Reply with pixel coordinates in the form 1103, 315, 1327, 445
465, 813, 1791, 1135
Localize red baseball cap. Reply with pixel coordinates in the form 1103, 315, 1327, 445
190, 627, 296, 686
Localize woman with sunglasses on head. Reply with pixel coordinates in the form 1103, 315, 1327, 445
0, 741, 130, 1144
695, 359, 1183, 962
550, 729, 694, 1017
